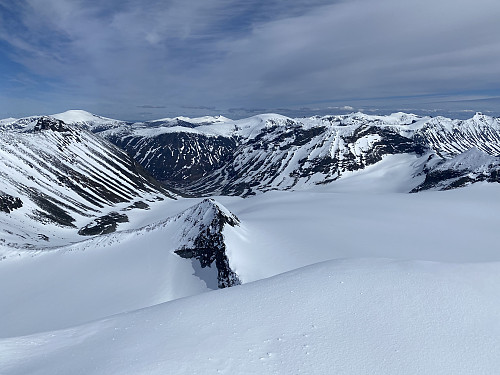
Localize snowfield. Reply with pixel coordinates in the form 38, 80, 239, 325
1, 182, 500, 374
1, 258, 499, 375
221, 183, 500, 284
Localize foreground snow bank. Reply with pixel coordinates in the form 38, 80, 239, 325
2, 258, 499, 375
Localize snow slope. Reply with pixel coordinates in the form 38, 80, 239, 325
0, 199, 243, 337
2, 258, 499, 375
2, 183, 499, 339
52, 110, 128, 133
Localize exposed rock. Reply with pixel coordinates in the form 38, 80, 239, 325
411, 148, 500, 192
174, 199, 241, 288
33, 116, 71, 133
108, 132, 236, 194
26, 189, 76, 227
122, 201, 150, 211
78, 212, 129, 236
0, 192, 23, 213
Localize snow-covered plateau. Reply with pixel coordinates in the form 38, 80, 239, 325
1, 110, 499, 374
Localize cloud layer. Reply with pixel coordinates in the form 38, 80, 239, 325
1, 0, 500, 119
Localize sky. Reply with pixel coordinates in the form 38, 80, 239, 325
1, 0, 500, 121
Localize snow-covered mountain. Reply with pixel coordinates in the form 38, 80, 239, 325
412, 147, 500, 191
0, 116, 172, 247
41, 110, 500, 196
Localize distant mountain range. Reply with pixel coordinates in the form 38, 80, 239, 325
2, 109, 499, 244
33, 109, 500, 196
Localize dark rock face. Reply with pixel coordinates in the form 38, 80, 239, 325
175, 199, 241, 288
78, 212, 129, 236
0, 192, 23, 213
122, 201, 150, 211
412, 163, 500, 192
108, 132, 236, 194
26, 188, 76, 227
33, 117, 71, 133
411, 170, 465, 192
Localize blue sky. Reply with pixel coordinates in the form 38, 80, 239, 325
1, 0, 500, 120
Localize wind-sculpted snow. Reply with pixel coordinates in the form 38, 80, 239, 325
0, 116, 171, 247
40, 110, 500, 196
2, 258, 499, 375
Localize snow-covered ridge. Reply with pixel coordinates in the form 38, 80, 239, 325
0, 116, 171, 247
412, 147, 500, 192
5, 109, 499, 138
149, 114, 232, 125
52, 109, 117, 124
435, 147, 499, 172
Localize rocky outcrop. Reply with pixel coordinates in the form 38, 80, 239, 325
78, 212, 129, 236
174, 199, 241, 288
0, 192, 23, 213
33, 116, 71, 132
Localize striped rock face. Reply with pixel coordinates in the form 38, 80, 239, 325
0, 116, 172, 247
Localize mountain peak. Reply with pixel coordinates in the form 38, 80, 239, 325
52, 109, 97, 121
